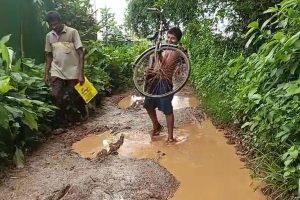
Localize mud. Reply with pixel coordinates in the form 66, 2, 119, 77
117, 120, 266, 200
0, 85, 266, 200
0, 91, 180, 200
72, 131, 115, 159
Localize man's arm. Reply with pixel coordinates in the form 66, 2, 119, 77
45, 52, 53, 83
76, 47, 85, 85
73, 29, 84, 85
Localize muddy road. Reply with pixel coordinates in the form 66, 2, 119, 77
0, 86, 266, 200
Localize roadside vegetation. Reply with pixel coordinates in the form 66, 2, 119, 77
1, 0, 300, 198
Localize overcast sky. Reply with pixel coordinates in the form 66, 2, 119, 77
91, 0, 128, 25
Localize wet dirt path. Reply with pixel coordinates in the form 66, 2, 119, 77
119, 120, 265, 200
116, 89, 266, 200
0, 86, 266, 200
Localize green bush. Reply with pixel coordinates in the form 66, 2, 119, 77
85, 40, 149, 93
228, 0, 300, 198
183, 20, 240, 124
184, 0, 300, 198
0, 35, 55, 168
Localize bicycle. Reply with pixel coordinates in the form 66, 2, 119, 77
132, 8, 191, 98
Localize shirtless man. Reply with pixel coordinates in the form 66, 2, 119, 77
143, 27, 183, 143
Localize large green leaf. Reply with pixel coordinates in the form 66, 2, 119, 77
21, 108, 38, 130
0, 77, 14, 94
273, 32, 285, 41
11, 72, 23, 83
4, 105, 23, 118
245, 33, 257, 48
284, 31, 300, 47
0, 43, 12, 70
286, 84, 300, 96
6, 96, 32, 107
247, 21, 259, 29
263, 6, 278, 14
0, 35, 11, 45
261, 16, 275, 30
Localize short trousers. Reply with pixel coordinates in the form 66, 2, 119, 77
143, 80, 173, 115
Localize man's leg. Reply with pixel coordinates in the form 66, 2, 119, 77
67, 79, 88, 121
50, 76, 66, 124
158, 93, 175, 142
144, 97, 162, 136
165, 112, 174, 141
146, 108, 162, 136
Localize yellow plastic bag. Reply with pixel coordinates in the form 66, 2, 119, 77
74, 77, 98, 103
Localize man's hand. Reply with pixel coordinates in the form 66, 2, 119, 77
76, 48, 85, 85
78, 75, 85, 85
45, 52, 53, 85
45, 73, 50, 84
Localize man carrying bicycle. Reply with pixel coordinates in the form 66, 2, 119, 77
143, 27, 183, 143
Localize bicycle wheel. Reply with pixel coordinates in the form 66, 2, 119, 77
133, 44, 191, 98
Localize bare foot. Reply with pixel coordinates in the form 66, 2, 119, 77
166, 138, 177, 144
152, 124, 163, 137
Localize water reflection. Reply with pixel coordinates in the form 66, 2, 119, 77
118, 95, 199, 110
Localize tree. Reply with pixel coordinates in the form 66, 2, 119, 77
53, 0, 98, 41
98, 8, 124, 44
125, 0, 157, 37
125, 0, 199, 37
199, 0, 281, 35
125, 0, 280, 40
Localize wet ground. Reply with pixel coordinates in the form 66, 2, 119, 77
0, 86, 266, 200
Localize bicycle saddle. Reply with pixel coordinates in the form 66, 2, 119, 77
147, 32, 159, 41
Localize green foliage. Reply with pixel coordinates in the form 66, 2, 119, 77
198, 0, 281, 35
0, 36, 55, 168
125, 0, 279, 41
183, 0, 300, 197
85, 41, 111, 93
98, 8, 125, 44
125, 0, 158, 37
225, 0, 300, 198
52, 0, 98, 41
85, 39, 149, 93
126, 0, 199, 37
183, 19, 239, 123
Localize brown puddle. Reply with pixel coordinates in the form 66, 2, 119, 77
118, 95, 200, 110
118, 95, 144, 109
118, 120, 266, 200
72, 130, 118, 159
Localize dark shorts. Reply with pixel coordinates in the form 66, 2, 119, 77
143, 80, 173, 115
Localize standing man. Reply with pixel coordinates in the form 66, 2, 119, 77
143, 27, 183, 143
45, 11, 87, 125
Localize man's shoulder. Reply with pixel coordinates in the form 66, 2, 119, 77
65, 26, 78, 33
46, 31, 53, 37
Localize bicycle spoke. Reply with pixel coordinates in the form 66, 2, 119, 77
133, 45, 190, 98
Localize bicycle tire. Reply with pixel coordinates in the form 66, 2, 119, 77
133, 44, 191, 98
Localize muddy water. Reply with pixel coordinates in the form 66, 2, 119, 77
72, 130, 117, 159
117, 95, 144, 109
118, 95, 200, 110
118, 120, 266, 200
72, 95, 264, 200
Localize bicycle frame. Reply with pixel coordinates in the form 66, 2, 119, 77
147, 7, 165, 51
155, 9, 164, 51
148, 8, 168, 75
